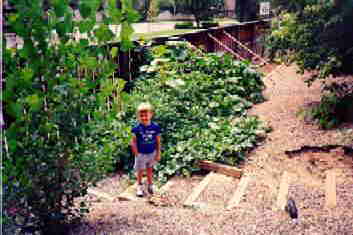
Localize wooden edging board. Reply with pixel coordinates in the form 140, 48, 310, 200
117, 183, 143, 201
227, 175, 252, 210
87, 188, 116, 202
325, 170, 337, 208
276, 171, 291, 210
198, 160, 242, 178
118, 179, 176, 201
183, 172, 216, 207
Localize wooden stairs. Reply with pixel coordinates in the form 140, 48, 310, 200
88, 161, 339, 211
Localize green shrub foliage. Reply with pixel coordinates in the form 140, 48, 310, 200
123, 43, 267, 183
201, 21, 219, 28
174, 21, 194, 29
266, 0, 353, 128
267, 3, 353, 82
3, 0, 139, 233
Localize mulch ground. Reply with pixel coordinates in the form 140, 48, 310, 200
71, 64, 353, 235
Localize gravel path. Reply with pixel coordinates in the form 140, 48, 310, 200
72, 65, 353, 235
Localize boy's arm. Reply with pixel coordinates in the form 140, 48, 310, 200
155, 135, 161, 161
131, 135, 139, 157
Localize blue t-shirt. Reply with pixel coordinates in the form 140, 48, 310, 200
132, 122, 161, 154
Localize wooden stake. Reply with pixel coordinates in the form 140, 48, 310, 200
325, 170, 337, 208
227, 175, 251, 209
276, 171, 290, 210
184, 172, 215, 207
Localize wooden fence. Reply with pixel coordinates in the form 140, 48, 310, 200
115, 20, 270, 80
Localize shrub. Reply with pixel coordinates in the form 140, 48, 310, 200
3, 0, 138, 233
307, 93, 353, 129
174, 22, 194, 29
201, 21, 219, 28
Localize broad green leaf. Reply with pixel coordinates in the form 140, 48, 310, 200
64, 11, 74, 33
21, 68, 34, 83
79, 3, 92, 19
25, 94, 42, 112
94, 25, 114, 42
8, 13, 18, 24
120, 22, 134, 51
80, 56, 98, 69
8, 102, 23, 119
79, 0, 100, 18
53, 0, 67, 18
79, 39, 89, 47
116, 79, 126, 91
126, 9, 140, 22
8, 139, 18, 153
110, 47, 118, 58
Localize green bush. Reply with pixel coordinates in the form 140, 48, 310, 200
3, 0, 138, 233
174, 22, 194, 29
201, 21, 219, 28
123, 43, 267, 183
307, 93, 353, 129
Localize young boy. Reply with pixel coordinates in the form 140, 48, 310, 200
131, 103, 161, 197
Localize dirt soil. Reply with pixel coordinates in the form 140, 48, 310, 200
71, 65, 353, 235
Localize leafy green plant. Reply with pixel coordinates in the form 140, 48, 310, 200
267, 1, 353, 81
200, 20, 219, 28
174, 21, 194, 29
176, 0, 223, 28
123, 43, 267, 183
303, 92, 353, 129
3, 0, 139, 233
310, 94, 340, 129
267, 1, 353, 128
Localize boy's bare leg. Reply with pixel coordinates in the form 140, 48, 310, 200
146, 167, 153, 185
137, 169, 144, 185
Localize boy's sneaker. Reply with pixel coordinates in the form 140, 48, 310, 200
136, 184, 144, 197
147, 184, 154, 195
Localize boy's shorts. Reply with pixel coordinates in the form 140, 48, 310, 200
134, 151, 156, 171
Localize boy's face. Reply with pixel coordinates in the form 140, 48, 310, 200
138, 110, 153, 126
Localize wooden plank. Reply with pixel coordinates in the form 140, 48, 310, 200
184, 172, 216, 207
276, 171, 291, 210
198, 160, 242, 178
227, 175, 252, 209
87, 188, 115, 202
158, 180, 175, 195
117, 183, 148, 202
117, 183, 138, 201
325, 170, 337, 208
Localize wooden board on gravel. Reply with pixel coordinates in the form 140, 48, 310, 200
276, 171, 291, 210
198, 160, 242, 178
184, 172, 216, 207
196, 173, 239, 209
325, 170, 337, 208
87, 188, 116, 202
227, 175, 252, 209
118, 180, 176, 201
118, 183, 146, 201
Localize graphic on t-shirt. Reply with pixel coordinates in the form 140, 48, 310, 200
142, 132, 154, 144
